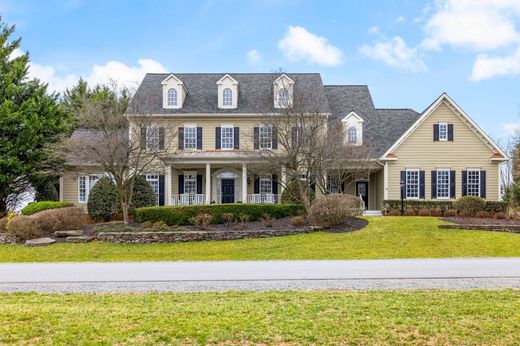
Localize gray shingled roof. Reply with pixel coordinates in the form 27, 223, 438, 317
128, 73, 330, 115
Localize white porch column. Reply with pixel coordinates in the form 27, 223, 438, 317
205, 163, 211, 204
165, 165, 172, 206
280, 165, 287, 193
59, 176, 64, 202
242, 162, 248, 203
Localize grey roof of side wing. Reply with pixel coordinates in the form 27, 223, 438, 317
128, 73, 330, 114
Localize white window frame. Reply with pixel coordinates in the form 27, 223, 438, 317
438, 122, 448, 141
167, 88, 177, 106
145, 174, 160, 205
78, 175, 100, 203
259, 125, 272, 149
436, 169, 450, 199
405, 169, 420, 200
259, 176, 273, 195
221, 124, 234, 150
277, 88, 289, 107
184, 172, 197, 195
327, 175, 341, 194
223, 88, 233, 106
467, 169, 480, 197
347, 127, 357, 144
146, 125, 160, 150
184, 124, 197, 150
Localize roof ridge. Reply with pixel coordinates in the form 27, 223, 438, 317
145, 72, 322, 75
324, 84, 368, 87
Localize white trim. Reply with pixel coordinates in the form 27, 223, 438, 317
165, 166, 172, 206
380, 93, 509, 160
59, 176, 64, 202
498, 163, 502, 200
273, 73, 294, 85
383, 162, 388, 200
436, 168, 451, 200
438, 122, 448, 141
341, 111, 364, 123
405, 169, 420, 200
216, 74, 239, 85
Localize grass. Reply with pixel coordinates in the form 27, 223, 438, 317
0, 290, 519, 345
2, 216, 520, 262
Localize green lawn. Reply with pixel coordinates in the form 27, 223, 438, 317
2, 216, 520, 262
0, 290, 519, 345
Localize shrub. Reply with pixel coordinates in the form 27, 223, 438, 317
34, 179, 59, 202
6, 216, 42, 241
403, 208, 417, 216
222, 213, 235, 226
483, 201, 509, 213
189, 213, 213, 229
417, 208, 431, 216
132, 175, 157, 209
453, 196, 485, 217
0, 217, 7, 232
444, 209, 457, 217
21, 201, 73, 216
458, 211, 468, 218
475, 211, 491, 218
290, 215, 306, 227
431, 208, 443, 217
88, 177, 118, 222
308, 194, 362, 227
33, 207, 85, 234
493, 212, 507, 219
135, 203, 303, 226
281, 179, 315, 204
384, 200, 453, 212
260, 213, 274, 228
387, 209, 401, 216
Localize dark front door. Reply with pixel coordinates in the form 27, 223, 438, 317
356, 181, 369, 209
221, 179, 235, 204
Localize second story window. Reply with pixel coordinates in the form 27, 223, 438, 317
259, 126, 272, 149
221, 126, 234, 149
223, 88, 233, 106
439, 123, 448, 141
347, 127, 357, 144
184, 126, 197, 149
278, 88, 289, 107
146, 125, 160, 150
167, 88, 177, 106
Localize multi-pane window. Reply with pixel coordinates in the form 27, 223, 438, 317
259, 126, 272, 149
437, 170, 450, 199
221, 126, 234, 149
184, 126, 197, 149
145, 174, 160, 205
467, 170, 480, 196
260, 177, 273, 195
439, 123, 448, 141
406, 170, 419, 199
146, 125, 160, 150
184, 174, 197, 195
78, 175, 100, 203
223, 88, 233, 106
167, 88, 177, 106
347, 127, 357, 144
327, 175, 340, 194
278, 88, 289, 107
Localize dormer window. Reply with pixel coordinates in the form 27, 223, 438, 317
223, 88, 233, 106
162, 74, 187, 109
217, 74, 239, 109
347, 127, 357, 144
273, 74, 294, 109
167, 88, 177, 106
341, 111, 364, 146
277, 88, 289, 107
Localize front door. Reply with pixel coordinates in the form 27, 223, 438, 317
221, 179, 235, 204
356, 181, 368, 209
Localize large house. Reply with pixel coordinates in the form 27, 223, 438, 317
59, 73, 508, 212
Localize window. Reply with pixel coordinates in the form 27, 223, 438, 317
327, 175, 340, 194
223, 88, 233, 106
78, 175, 100, 203
145, 174, 160, 205
260, 177, 273, 195
437, 170, 450, 199
406, 170, 419, 199
467, 170, 480, 196
184, 174, 197, 195
221, 126, 234, 150
347, 127, 357, 144
167, 88, 177, 106
259, 126, 272, 149
146, 125, 160, 150
278, 88, 289, 107
184, 126, 197, 149
439, 123, 448, 141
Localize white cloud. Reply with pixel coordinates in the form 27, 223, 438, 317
422, 0, 520, 51
396, 16, 405, 23
359, 36, 427, 72
278, 26, 343, 66
247, 49, 261, 64
368, 26, 380, 35
500, 122, 520, 137
470, 47, 520, 81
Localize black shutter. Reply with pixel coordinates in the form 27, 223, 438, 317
254, 175, 259, 194
448, 124, 454, 141
433, 124, 439, 141
197, 127, 202, 150
272, 126, 278, 149
197, 175, 203, 194
178, 127, 184, 150
272, 174, 278, 194
462, 170, 467, 196
159, 127, 165, 150
341, 181, 345, 193
253, 127, 259, 150
234, 127, 240, 149
158, 175, 165, 206
291, 127, 298, 147
400, 171, 406, 199
480, 170, 486, 199
178, 175, 185, 194
419, 170, 425, 199
450, 170, 456, 198
431, 171, 437, 199
215, 127, 221, 150
141, 127, 147, 149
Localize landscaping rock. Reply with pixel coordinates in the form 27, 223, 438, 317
54, 230, 84, 237
66, 236, 95, 243
25, 237, 56, 247
0, 233, 17, 245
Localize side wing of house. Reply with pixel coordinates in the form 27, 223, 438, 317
383, 93, 507, 202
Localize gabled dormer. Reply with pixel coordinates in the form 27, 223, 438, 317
341, 111, 364, 146
162, 74, 187, 109
273, 73, 294, 108
217, 74, 239, 109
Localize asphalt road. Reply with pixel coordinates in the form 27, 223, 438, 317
1, 258, 520, 292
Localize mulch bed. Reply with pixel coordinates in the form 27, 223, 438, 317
442, 217, 520, 226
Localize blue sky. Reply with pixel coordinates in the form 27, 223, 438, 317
2, 0, 520, 143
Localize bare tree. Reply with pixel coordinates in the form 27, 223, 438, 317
59, 84, 176, 223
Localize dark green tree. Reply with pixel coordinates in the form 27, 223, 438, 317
0, 17, 71, 212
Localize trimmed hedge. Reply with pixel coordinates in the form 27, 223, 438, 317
383, 199, 508, 214
21, 201, 73, 216
135, 204, 303, 226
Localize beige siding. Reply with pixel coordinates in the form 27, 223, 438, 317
387, 101, 501, 201
375, 170, 384, 210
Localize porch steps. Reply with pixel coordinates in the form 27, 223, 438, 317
363, 210, 382, 217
